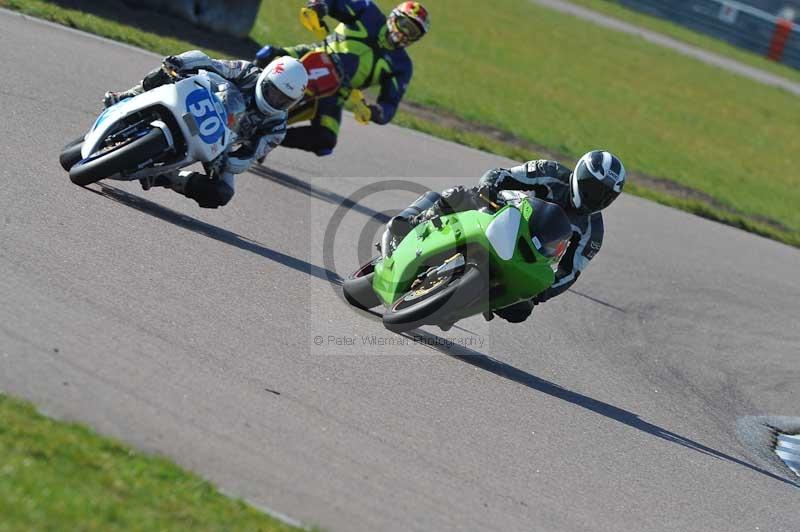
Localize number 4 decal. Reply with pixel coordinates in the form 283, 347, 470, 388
308, 67, 331, 81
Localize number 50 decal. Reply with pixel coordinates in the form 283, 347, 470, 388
185, 88, 225, 144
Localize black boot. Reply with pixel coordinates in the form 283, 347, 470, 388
381, 191, 441, 257
139, 174, 172, 191
393, 191, 441, 232
282, 125, 337, 156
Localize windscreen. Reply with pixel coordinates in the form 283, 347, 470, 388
208, 73, 247, 135
527, 198, 572, 269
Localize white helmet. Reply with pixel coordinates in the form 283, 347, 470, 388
255, 57, 308, 115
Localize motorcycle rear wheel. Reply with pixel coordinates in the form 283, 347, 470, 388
342, 257, 382, 310
69, 128, 168, 187
59, 136, 85, 172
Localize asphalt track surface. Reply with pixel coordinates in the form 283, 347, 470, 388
1, 9, 799, 532
533, 0, 800, 96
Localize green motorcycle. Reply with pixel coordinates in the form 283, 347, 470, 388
342, 193, 573, 333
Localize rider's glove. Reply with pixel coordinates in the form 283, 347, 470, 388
162, 55, 184, 76
437, 186, 471, 214
204, 154, 228, 179
306, 0, 329, 19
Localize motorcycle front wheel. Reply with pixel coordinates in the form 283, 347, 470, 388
68, 128, 168, 186
382, 265, 487, 333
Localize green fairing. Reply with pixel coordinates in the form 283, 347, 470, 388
372, 199, 557, 316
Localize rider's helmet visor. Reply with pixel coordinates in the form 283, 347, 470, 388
577, 174, 619, 213
262, 79, 297, 111
395, 15, 423, 41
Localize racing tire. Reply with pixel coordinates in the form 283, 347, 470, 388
59, 136, 85, 171
342, 257, 382, 310
69, 128, 168, 187
382, 265, 487, 334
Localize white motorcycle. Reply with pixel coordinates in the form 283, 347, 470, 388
60, 70, 245, 186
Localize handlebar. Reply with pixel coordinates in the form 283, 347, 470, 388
478, 193, 502, 211
470, 185, 504, 212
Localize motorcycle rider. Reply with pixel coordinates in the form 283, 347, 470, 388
255, 0, 430, 156
102, 50, 308, 208
383, 151, 626, 323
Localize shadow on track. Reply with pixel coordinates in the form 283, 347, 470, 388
402, 328, 797, 487
89, 184, 342, 285
249, 164, 392, 224
45, 0, 261, 59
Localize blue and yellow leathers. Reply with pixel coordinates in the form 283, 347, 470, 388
257, 0, 413, 155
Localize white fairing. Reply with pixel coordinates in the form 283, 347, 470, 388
485, 206, 521, 261
81, 70, 232, 168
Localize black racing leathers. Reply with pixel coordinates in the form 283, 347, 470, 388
479, 160, 604, 322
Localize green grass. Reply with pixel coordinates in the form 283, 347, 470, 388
261, 0, 800, 245
568, 0, 800, 84
393, 110, 800, 247
0, 393, 302, 532
3, 0, 800, 248
406, 1, 800, 231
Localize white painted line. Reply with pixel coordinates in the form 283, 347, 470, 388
779, 433, 800, 445
775, 447, 800, 460
775, 453, 800, 472
777, 434, 800, 451
776, 434, 800, 476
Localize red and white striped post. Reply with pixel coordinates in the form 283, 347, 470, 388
767, 18, 794, 62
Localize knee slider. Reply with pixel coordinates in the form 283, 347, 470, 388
187, 176, 234, 208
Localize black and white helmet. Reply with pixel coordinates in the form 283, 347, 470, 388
570, 150, 626, 214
